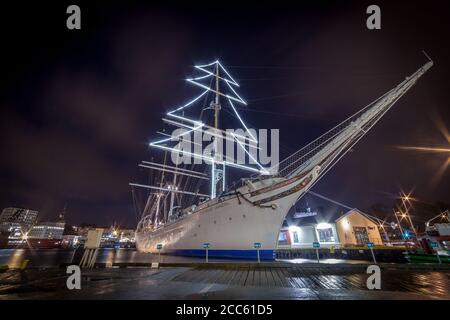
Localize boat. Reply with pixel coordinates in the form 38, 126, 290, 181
26, 238, 63, 249
403, 252, 450, 264
131, 57, 433, 260
405, 213, 450, 264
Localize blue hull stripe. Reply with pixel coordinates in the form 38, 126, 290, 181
166, 249, 275, 260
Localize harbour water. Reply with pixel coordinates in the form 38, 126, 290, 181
0, 248, 269, 268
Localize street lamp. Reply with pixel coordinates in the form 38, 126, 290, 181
398, 191, 418, 236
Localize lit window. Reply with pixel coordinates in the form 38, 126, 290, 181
318, 228, 335, 242
292, 231, 299, 243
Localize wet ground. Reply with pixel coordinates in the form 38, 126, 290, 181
1, 264, 449, 300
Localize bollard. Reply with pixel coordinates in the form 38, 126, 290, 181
370, 247, 377, 264
367, 242, 376, 264
156, 243, 163, 263
313, 242, 320, 263
254, 242, 262, 263
203, 243, 210, 263
20, 259, 29, 270
19, 259, 29, 285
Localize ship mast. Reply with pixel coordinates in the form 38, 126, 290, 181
211, 63, 222, 199
132, 60, 269, 227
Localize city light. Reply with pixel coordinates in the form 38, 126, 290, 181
316, 222, 332, 230
396, 115, 450, 184
288, 225, 301, 233
343, 219, 350, 230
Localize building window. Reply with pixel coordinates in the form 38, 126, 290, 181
278, 231, 289, 245
318, 228, 335, 242
292, 231, 299, 243
353, 226, 370, 245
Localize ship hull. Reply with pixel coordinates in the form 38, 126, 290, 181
135, 168, 320, 260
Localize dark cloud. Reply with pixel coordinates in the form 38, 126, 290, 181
0, 1, 449, 228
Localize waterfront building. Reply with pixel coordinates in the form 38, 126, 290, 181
61, 234, 81, 248
335, 209, 384, 246
99, 227, 136, 248
278, 208, 384, 248
278, 206, 341, 248
119, 229, 136, 243
27, 221, 66, 240
0, 207, 38, 236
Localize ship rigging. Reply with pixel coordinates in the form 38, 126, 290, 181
130, 56, 433, 259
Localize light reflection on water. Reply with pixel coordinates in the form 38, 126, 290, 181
0, 248, 247, 268
1, 249, 450, 295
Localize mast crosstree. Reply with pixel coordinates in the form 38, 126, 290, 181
131, 60, 268, 225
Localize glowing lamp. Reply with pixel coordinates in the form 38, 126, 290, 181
316, 222, 332, 230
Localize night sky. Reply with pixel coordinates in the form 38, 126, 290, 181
0, 1, 449, 228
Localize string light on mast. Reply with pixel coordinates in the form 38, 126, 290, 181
149, 60, 269, 199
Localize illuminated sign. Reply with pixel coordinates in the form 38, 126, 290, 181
294, 207, 317, 218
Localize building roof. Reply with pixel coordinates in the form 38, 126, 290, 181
292, 207, 379, 227
335, 208, 380, 225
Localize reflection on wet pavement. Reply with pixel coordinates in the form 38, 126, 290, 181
1, 266, 449, 300
172, 265, 450, 295
1, 248, 450, 300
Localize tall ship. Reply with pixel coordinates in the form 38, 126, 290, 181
131, 57, 433, 259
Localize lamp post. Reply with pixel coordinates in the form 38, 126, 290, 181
156, 243, 162, 263
393, 209, 406, 241
400, 193, 418, 237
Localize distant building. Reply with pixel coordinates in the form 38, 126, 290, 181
27, 222, 66, 240
100, 227, 135, 248
74, 226, 94, 238
62, 234, 81, 248
278, 208, 384, 248
0, 207, 38, 235
119, 229, 136, 243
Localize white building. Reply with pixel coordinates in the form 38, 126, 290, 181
335, 209, 384, 246
278, 208, 384, 248
27, 222, 65, 239
0, 207, 38, 236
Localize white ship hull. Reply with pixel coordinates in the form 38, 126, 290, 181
135, 167, 320, 259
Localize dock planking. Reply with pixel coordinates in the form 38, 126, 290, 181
170, 265, 450, 296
